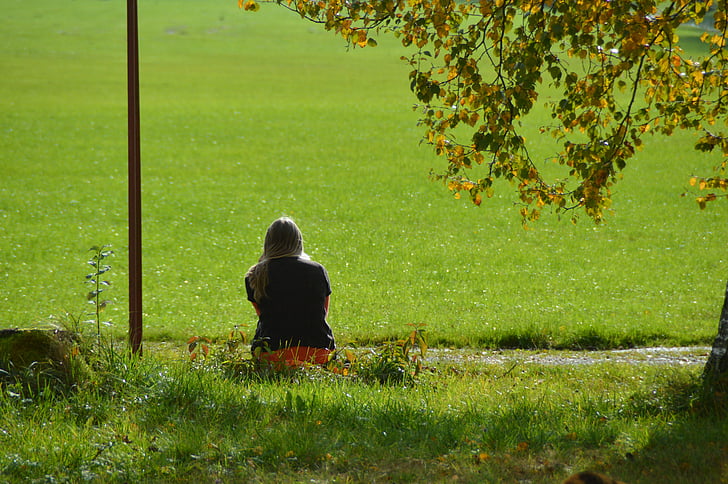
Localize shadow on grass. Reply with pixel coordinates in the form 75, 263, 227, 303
129, 364, 728, 483
616, 417, 728, 483
605, 376, 728, 484
467, 326, 677, 351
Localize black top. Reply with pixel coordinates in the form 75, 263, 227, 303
245, 257, 335, 352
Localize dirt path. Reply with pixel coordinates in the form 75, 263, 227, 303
423, 346, 712, 366
150, 342, 712, 367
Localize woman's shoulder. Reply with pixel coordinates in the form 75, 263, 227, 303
296, 256, 326, 271
271, 256, 325, 269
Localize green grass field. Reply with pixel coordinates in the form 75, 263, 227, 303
2, 3, 728, 483
1, 0, 726, 349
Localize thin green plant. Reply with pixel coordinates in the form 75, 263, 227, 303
85, 245, 114, 344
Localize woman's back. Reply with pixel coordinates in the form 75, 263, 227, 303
246, 256, 334, 351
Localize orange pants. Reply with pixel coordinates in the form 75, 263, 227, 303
256, 346, 332, 368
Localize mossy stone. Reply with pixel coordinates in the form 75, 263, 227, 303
0, 328, 89, 390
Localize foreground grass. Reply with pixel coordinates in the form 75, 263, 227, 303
1, 345, 726, 484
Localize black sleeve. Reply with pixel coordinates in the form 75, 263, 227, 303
321, 265, 332, 297
245, 275, 256, 303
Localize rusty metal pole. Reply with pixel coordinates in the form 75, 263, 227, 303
127, 0, 143, 355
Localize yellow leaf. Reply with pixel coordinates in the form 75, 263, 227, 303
243, 0, 260, 11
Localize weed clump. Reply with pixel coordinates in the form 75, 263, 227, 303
185, 324, 429, 386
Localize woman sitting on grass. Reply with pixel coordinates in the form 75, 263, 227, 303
245, 217, 335, 367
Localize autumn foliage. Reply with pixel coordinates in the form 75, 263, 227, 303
241, 0, 728, 224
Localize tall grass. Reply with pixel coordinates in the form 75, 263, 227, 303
0, 346, 724, 483
1, 0, 726, 348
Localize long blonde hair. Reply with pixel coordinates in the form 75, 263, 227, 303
246, 217, 307, 300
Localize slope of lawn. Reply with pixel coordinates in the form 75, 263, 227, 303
0, 0, 726, 348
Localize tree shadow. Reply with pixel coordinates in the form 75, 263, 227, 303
605, 376, 728, 484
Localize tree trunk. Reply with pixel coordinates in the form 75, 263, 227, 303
703, 278, 728, 380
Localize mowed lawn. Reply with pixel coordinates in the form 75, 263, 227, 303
1, 0, 726, 348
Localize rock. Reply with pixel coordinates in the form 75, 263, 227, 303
0, 328, 89, 393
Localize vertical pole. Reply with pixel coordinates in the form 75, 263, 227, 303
127, 0, 143, 355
